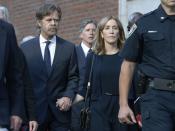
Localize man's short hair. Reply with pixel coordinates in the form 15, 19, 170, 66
36, 3, 62, 21
79, 18, 97, 33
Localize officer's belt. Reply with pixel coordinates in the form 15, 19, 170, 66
150, 78, 175, 91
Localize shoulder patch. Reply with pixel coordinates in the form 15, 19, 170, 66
128, 24, 137, 37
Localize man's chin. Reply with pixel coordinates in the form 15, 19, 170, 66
49, 33, 57, 37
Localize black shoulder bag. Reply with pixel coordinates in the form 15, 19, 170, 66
80, 54, 95, 129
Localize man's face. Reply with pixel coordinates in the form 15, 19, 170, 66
80, 23, 96, 46
38, 11, 59, 39
161, 0, 175, 7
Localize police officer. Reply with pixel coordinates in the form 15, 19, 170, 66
118, 0, 175, 131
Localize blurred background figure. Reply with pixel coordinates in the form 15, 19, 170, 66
0, 5, 38, 131
127, 12, 143, 32
0, 19, 23, 131
0, 5, 9, 22
20, 35, 35, 45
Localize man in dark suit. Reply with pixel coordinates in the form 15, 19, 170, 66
20, 3, 78, 131
19, 49, 38, 131
0, 5, 38, 131
71, 18, 96, 131
0, 20, 23, 131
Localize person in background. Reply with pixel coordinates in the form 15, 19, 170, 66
73, 16, 136, 131
0, 5, 9, 21
0, 19, 23, 131
20, 35, 35, 44
127, 12, 143, 32
118, 0, 175, 131
71, 18, 97, 131
21, 3, 78, 131
0, 5, 38, 131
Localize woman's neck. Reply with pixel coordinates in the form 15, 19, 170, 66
105, 43, 119, 55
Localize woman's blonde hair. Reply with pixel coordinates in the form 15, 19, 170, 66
93, 16, 125, 55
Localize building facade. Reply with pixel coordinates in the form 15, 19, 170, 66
0, 0, 161, 43
0, 0, 118, 44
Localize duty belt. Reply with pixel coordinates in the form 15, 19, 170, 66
150, 78, 175, 91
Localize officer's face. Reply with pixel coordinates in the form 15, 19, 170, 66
161, 0, 175, 7
101, 19, 119, 45
80, 23, 96, 46
37, 11, 60, 40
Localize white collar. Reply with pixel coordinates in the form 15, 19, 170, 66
39, 34, 56, 44
81, 42, 91, 56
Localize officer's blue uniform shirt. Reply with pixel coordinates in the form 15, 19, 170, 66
120, 5, 175, 79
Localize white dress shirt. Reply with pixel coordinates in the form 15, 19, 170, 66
81, 42, 91, 57
0, 128, 8, 131
39, 35, 56, 66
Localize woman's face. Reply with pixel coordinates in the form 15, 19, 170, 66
101, 19, 119, 45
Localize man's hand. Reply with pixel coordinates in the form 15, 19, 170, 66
29, 121, 38, 131
118, 105, 136, 125
56, 97, 72, 111
10, 115, 22, 131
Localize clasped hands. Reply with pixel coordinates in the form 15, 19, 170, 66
56, 97, 72, 111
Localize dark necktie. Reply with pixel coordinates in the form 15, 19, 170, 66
44, 41, 51, 73
88, 48, 92, 53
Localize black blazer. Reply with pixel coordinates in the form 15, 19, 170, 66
18, 49, 36, 122
0, 20, 24, 126
20, 36, 79, 124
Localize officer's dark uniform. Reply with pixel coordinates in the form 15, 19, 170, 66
120, 5, 175, 131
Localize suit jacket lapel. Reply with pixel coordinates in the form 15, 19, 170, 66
0, 27, 7, 79
78, 45, 86, 63
50, 36, 63, 75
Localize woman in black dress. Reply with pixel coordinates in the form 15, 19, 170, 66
73, 16, 136, 131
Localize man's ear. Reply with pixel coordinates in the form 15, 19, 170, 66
79, 32, 83, 39
37, 20, 41, 28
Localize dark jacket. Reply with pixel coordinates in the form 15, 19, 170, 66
0, 20, 24, 126
20, 36, 79, 124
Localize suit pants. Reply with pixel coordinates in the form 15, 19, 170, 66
141, 88, 175, 131
71, 101, 84, 131
37, 107, 70, 131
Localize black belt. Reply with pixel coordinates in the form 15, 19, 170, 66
149, 78, 175, 91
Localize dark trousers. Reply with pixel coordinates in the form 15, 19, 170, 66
37, 107, 70, 131
71, 101, 84, 131
87, 95, 138, 131
141, 88, 175, 131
